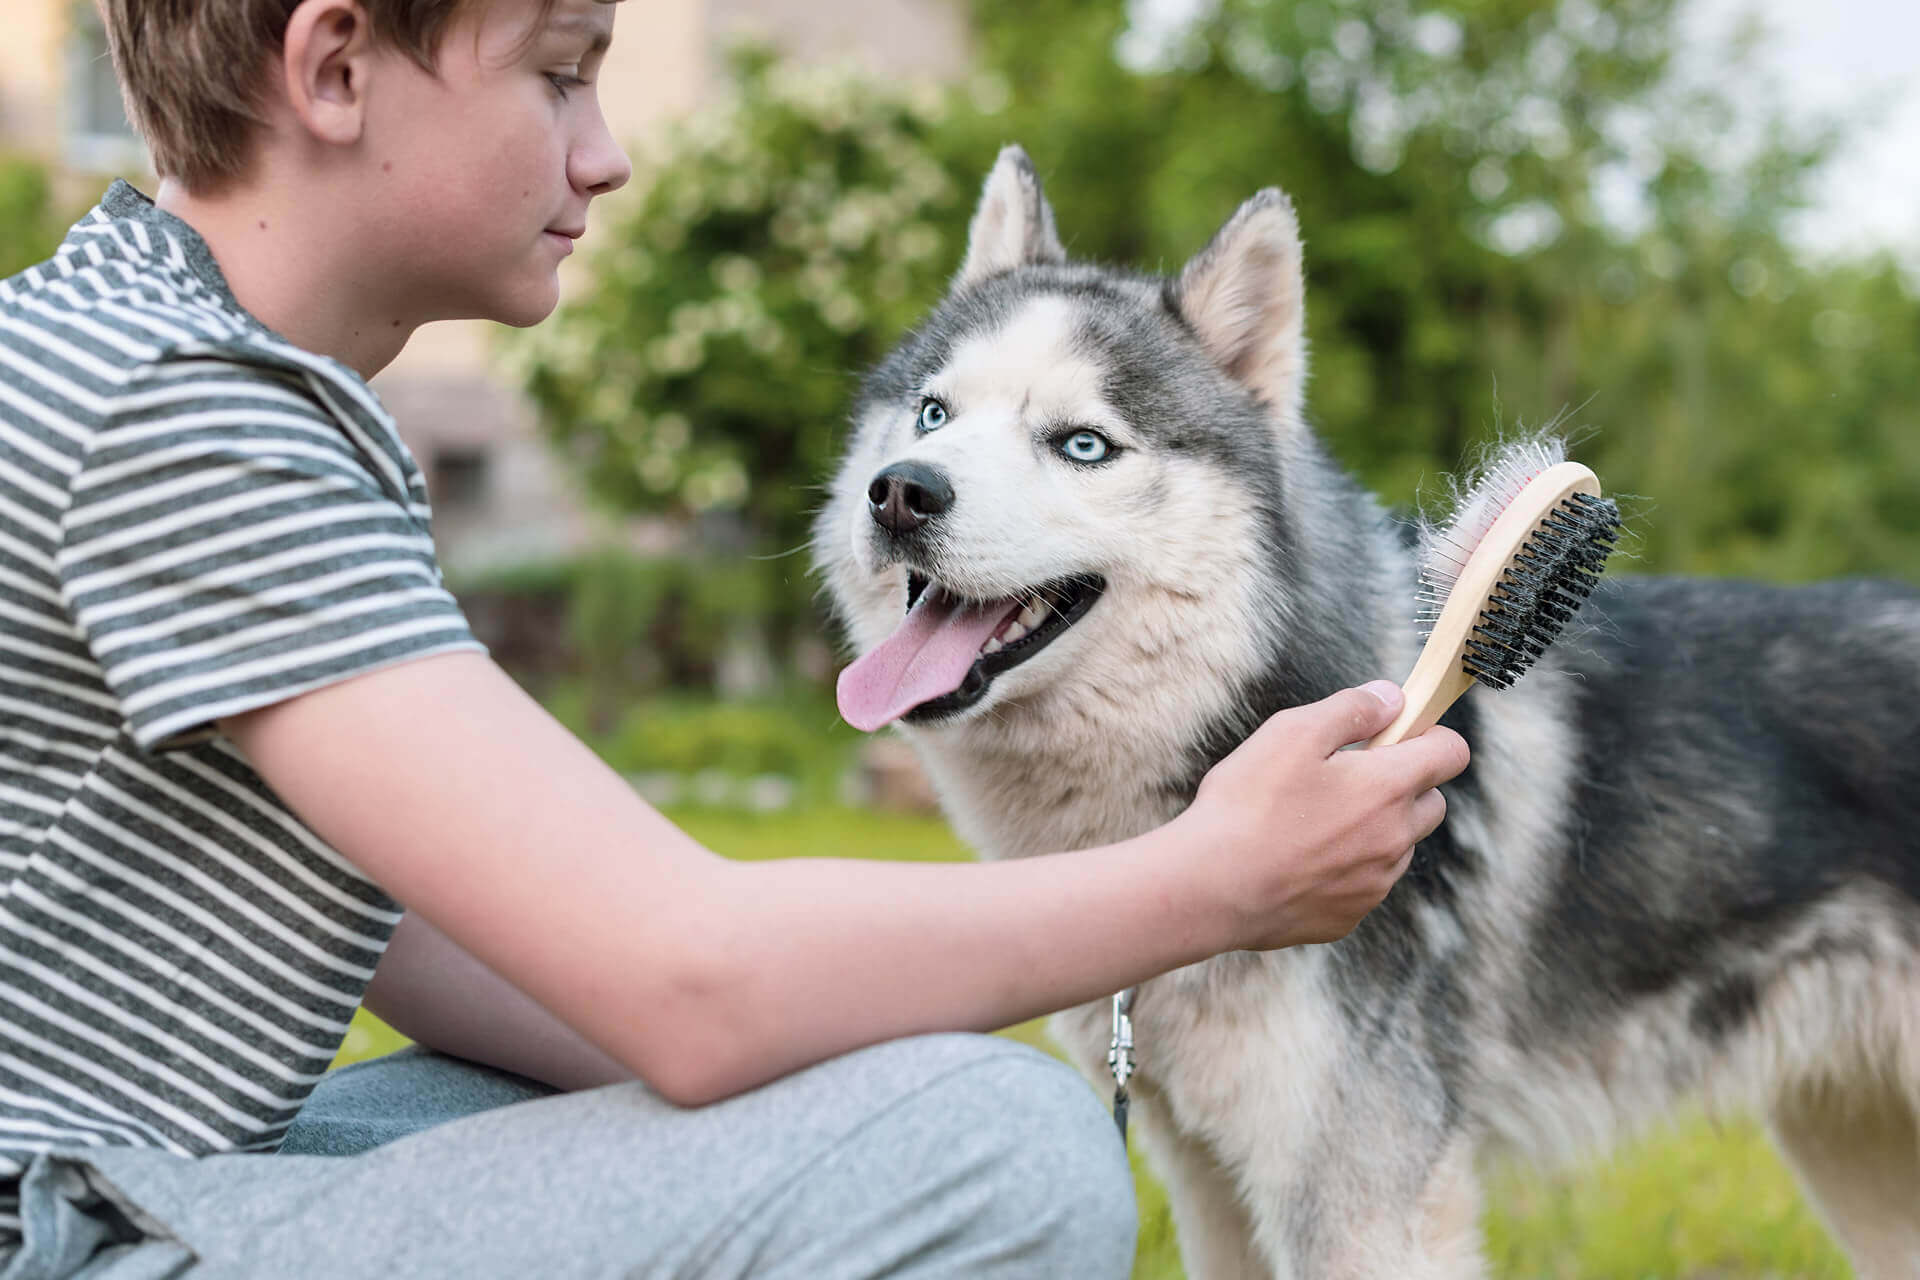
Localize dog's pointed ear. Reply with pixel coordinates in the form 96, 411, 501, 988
1169, 189, 1307, 417
953, 145, 1066, 289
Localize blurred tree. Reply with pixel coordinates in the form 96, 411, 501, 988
948, 0, 1917, 581
0, 156, 63, 281
514, 0, 1918, 667
509, 46, 968, 623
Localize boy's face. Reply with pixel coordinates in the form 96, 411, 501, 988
361, 0, 630, 327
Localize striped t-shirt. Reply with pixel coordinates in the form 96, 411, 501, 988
0, 180, 484, 1234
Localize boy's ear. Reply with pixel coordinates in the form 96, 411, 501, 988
280, 0, 377, 147
1168, 188, 1308, 419
952, 145, 1066, 290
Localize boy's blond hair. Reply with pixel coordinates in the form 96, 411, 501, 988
99, 0, 555, 193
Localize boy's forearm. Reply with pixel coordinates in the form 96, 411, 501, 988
627, 825, 1228, 1104
364, 825, 1222, 1107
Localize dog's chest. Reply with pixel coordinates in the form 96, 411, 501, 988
916, 740, 1188, 860
902, 691, 1207, 859
1049, 949, 1354, 1158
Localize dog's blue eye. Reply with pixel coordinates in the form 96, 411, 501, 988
917, 399, 949, 432
1061, 431, 1111, 463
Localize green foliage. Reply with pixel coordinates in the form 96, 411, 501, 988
948, 0, 1917, 582
509, 46, 968, 596
567, 550, 682, 689
518, 0, 1917, 598
458, 550, 788, 704
601, 696, 823, 779
0, 155, 62, 281
539, 678, 866, 800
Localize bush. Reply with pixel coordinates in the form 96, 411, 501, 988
455, 549, 790, 708
588, 692, 864, 808
603, 698, 823, 779
507, 45, 969, 618
0, 155, 62, 280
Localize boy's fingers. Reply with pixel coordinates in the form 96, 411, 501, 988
1402, 726, 1471, 792
1409, 787, 1448, 842
1313, 681, 1405, 753
1369, 727, 1470, 799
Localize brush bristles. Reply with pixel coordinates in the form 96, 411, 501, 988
1415, 438, 1567, 643
1461, 491, 1621, 690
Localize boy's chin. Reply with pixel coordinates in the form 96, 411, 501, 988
486, 281, 562, 329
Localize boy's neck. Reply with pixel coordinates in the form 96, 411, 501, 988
156, 174, 415, 381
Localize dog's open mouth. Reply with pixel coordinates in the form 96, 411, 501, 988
836, 572, 1105, 731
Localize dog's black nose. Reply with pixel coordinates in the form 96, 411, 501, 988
867, 461, 953, 536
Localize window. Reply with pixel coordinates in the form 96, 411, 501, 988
63, 3, 146, 173
430, 448, 492, 512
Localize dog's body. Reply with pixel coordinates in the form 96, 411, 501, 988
814, 147, 1920, 1278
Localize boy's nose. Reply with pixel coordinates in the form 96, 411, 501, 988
573, 109, 632, 197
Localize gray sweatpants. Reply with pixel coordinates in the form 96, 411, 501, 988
0, 1033, 1136, 1279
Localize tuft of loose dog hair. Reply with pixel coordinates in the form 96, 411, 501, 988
1416, 437, 1622, 690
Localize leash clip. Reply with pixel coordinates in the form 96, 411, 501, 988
1108, 987, 1136, 1141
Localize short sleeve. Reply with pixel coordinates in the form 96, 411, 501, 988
56, 362, 484, 751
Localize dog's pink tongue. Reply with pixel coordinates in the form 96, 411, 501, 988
837, 591, 1010, 731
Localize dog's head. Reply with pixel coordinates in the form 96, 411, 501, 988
815, 146, 1321, 740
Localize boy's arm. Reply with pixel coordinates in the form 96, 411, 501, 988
362, 909, 632, 1091
224, 651, 1464, 1106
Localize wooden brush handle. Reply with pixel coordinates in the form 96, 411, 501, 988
1367, 461, 1600, 748
1368, 656, 1476, 748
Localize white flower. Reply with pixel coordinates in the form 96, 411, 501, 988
713, 255, 763, 293
821, 292, 864, 332
654, 412, 691, 451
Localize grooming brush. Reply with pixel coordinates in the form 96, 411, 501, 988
1368, 442, 1622, 747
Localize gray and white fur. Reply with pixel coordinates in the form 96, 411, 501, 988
813, 145, 1920, 1279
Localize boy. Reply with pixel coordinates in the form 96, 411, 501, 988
0, 0, 1469, 1275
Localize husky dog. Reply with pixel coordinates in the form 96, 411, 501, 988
812, 145, 1920, 1278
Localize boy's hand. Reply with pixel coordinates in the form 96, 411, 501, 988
1176, 682, 1470, 951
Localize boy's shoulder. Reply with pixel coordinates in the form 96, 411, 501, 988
4, 181, 258, 367
2, 181, 391, 447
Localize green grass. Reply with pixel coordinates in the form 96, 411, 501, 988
1480, 1115, 1850, 1280
332, 805, 1852, 1279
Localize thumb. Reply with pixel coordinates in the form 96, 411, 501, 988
1311, 681, 1404, 753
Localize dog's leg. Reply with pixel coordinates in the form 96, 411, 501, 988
1148, 1041, 1487, 1278
1130, 1075, 1269, 1279
1769, 1080, 1920, 1279
1406, 1136, 1487, 1279
1265, 1130, 1486, 1280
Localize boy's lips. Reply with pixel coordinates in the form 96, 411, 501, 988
543, 228, 579, 254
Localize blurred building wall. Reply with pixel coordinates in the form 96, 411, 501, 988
1, 0, 965, 576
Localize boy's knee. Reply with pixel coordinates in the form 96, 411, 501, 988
879, 1036, 1138, 1275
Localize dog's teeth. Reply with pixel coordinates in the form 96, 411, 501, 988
1001, 620, 1029, 645
1019, 600, 1049, 630
981, 637, 1005, 655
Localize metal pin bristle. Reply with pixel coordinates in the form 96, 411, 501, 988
1460, 491, 1621, 690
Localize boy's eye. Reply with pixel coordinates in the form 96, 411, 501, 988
1060, 430, 1112, 463
545, 71, 586, 98
916, 398, 949, 432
